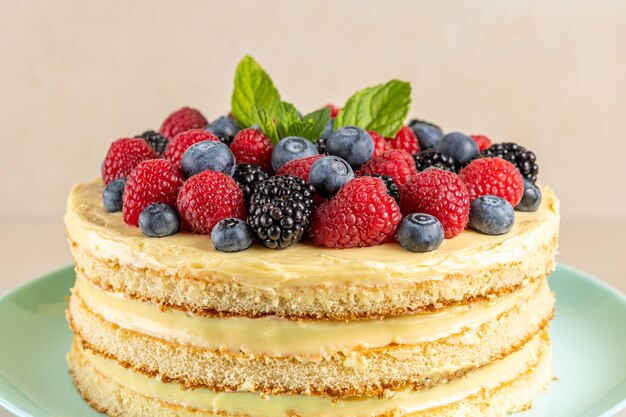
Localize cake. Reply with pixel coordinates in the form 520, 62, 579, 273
65, 55, 559, 416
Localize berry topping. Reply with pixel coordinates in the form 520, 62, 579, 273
138, 203, 180, 238
101, 138, 157, 185
205, 115, 239, 146
276, 155, 323, 180
309, 156, 355, 199
435, 132, 479, 167
102, 178, 126, 213
458, 157, 524, 206
122, 159, 185, 227
311, 176, 401, 248
362, 174, 400, 204
400, 168, 470, 239
177, 170, 246, 234
326, 126, 374, 168
211, 218, 254, 252
480, 142, 538, 183
135, 130, 169, 156
468, 195, 515, 235
516, 179, 542, 212
159, 107, 208, 139
470, 134, 492, 152
408, 119, 444, 149
271, 136, 319, 171
368, 130, 391, 157
357, 149, 417, 188
163, 129, 220, 170
181, 140, 236, 178
233, 163, 270, 205
324, 104, 341, 118
230, 128, 274, 173
248, 175, 315, 249
413, 149, 456, 172
388, 126, 421, 155
396, 213, 444, 253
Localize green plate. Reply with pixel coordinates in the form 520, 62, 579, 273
0, 264, 624, 417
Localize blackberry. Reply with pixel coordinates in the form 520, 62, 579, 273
363, 174, 400, 205
217, 135, 234, 147
248, 175, 315, 249
135, 130, 169, 156
413, 149, 456, 172
316, 136, 328, 154
233, 163, 269, 205
480, 142, 538, 182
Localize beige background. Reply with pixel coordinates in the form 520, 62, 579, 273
0, 1, 625, 416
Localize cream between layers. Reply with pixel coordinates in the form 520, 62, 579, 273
73, 275, 546, 356
69, 332, 550, 417
65, 179, 559, 288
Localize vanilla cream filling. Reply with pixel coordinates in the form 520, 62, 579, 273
74, 276, 548, 356
64, 179, 560, 288
80, 332, 548, 417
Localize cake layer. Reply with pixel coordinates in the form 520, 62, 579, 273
67, 274, 553, 396
66, 179, 559, 319
68, 330, 551, 417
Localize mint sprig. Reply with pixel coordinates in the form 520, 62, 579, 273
231, 55, 280, 129
334, 80, 411, 137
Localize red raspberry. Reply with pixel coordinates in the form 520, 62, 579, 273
358, 149, 417, 188
177, 170, 246, 234
368, 130, 390, 157
311, 177, 402, 248
458, 157, 524, 206
324, 104, 341, 118
277, 154, 322, 180
471, 135, 493, 151
388, 126, 421, 155
159, 107, 208, 139
102, 138, 157, 185
230, 128, 274, 173
162, 129, 220, 170
122, 159, 185, 227
400, 169, 470, 239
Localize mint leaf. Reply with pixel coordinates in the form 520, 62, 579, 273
299, 107, 331, 142
275, 102, 302, 139
274, 103, 331, 142
334, 80, 411, 137
251, 107, 279, 143
231, 56, 280, 128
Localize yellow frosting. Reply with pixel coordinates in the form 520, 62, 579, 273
74, 275, 548, 356
65, 179, 559, 288
80, 332, 547, 417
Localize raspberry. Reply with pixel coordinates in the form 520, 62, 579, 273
368, 130, 390, 157
162, 129, 220, 170
230, 128, 274, 173
388, 126, 421, 155
357, 149, 417, 188
325, 104, 341, 118
471, 135, 492, 152
177, 170, 245, 234
159, 107, 208, 139
311, 177, 402, 248
458, 157, 524, 206
276, 154, 322, 180
102, 138, 157, 185
122, 159, 184, 227
400, 169, 470, 239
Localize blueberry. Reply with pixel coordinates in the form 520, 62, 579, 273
181, 140, 236, 178
320, 119, 334, 140
435, 132, 478, 166
102, 178, 126, 212
271, 136, 319, 171
409, 120, 444, 149
396, 213, 444, 252
515, 179, 542, 212
138, 203, 180, 237
326, 126, 374, 168
211, 218, 253, 252
309, 156, 354, 199
206, 115, 239, 140
469, 195, 515, 235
